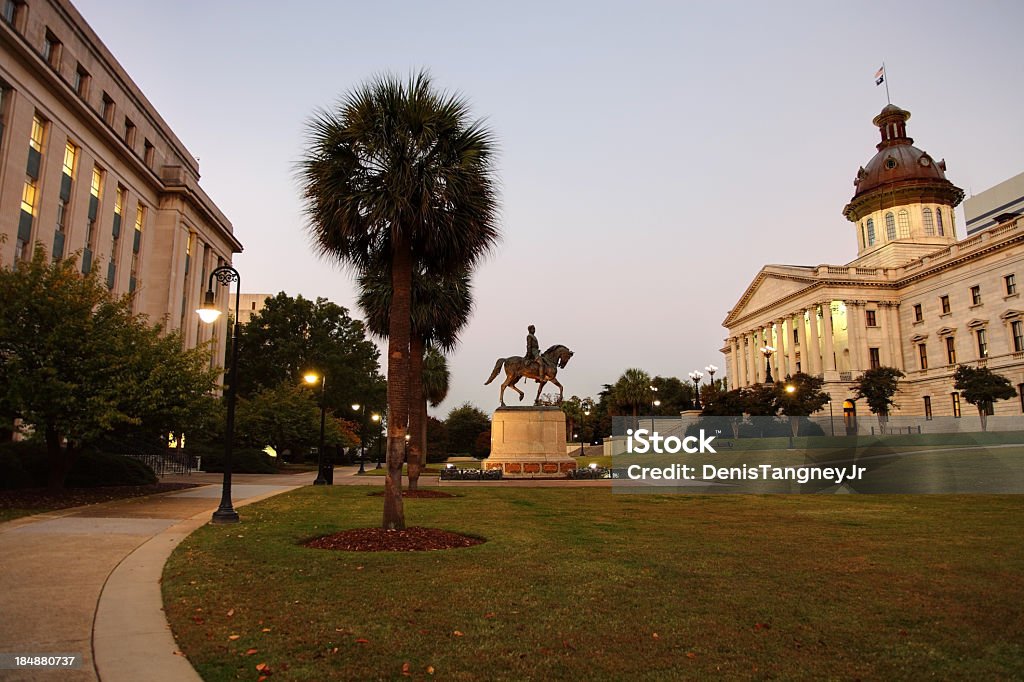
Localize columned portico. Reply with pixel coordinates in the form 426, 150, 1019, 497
806, 307, 821, 376
845, 300, 865, 371
785, 316, 797, 375
822, 302, 837, 375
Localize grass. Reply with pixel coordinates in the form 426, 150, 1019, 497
163, 487, 1024, 681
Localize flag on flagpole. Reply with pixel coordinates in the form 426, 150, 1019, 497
875, 66, 885, 86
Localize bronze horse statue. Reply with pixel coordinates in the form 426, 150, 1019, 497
485, 344, 574, 407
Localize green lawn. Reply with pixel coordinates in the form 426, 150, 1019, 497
163, 487, 1024, 681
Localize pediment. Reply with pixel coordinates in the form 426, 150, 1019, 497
936, 326, 956, 337
966, 318, 989, 328
1000, 309, 1024, 321
910, 333, 928, 342
725, 270, 815, 327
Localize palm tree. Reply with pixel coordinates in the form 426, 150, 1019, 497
612, 368, 653, 418
300, 71, 499, 529
357, 266, 471, 489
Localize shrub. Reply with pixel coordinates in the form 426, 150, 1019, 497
196, 444, 278, 474
0, 441, 157, 488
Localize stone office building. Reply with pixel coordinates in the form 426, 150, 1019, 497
723, 103, 1024, 420
0, 0, 241, 362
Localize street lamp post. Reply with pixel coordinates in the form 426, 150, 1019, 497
304, 373, 329, 485
372, 413, 382, 469
196, 266, 242, 524
705, 364, 718, 390
785, 383, 796, 449
404, 433, 411, 462
828, 400, 835, 436
760, 346, 776, 383
353, 403, 366, 474
580, 407, 590, 457
688, 370, 704, 410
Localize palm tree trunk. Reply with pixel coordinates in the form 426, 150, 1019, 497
407, 333, 426, 491
383, 243, 412, 529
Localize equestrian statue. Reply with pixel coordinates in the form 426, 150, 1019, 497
484, 325, 575, 407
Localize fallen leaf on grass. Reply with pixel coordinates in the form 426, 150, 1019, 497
652, 633, 660, 640
262, 628, 271, 633
453, 630, 464, 637
255, 662, 268, 672
245, 649, 258, 656
173, 651, 185, 657
686, 652, 697, 659
754, 622, 770, 631
484, 612, 496, 619
426, 666, 435, 675
228, 635, 240, 641
227, 608, 235, 617
355, 638, 369, 644
402, 662, 411, 676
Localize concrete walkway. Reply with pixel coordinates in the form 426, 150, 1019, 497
0, 471, 312, 682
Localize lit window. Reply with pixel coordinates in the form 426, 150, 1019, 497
971, 285, 981, 306
30, 114, 44, 152
918, 343, 928, 370
62, 141, 76, 176
946, 337, 956, 365
114, 186, 123, 216
923, 208, 935, 235
924, 396, 932, 420
897, 209, 910, 238
952, 393, 961, 418
20, 179, 36, 215
885, 212, 896, 240
977, 329, 988, 358
1014, 321, 1024, 353
1006, 274, 1017, 296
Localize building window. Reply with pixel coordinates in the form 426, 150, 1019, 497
792, 327, 799, 344
924, 396, 932, 420
936, 208, 945, 236
866, 310, 877, 327
109, 186, 125, 289
84, 165, 103, 273
913, 304, 923, 322
976, 328, 988, 358
2, 0, 25, 31
940, 295, 951, 314
860, 223, 866, 248
101, 92, 115, 125
946, 336, 957, 365
144, 139, 154, 167
970, 285, 982, 306
918, 343, 928, 370
923, 207, 935, 236
869, 347, 881, 369
43, 30, 62, 70
885, 212, 896, 240
866, 218, 876, 245
53, 141, 77, 261
1006, 274, 1017, 296
73, 64, 90, 98
123, 117, 136, 147
952, 393, 961, 418
1014, 320, 1024, 353
130, 204, 145, 296
897, 209, 910, 238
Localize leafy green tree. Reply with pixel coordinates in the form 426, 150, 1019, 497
953, 365, 1018, 431
0, 249, 217, 488
611, 368, 654, 417
425, 416, 448, 463
777, 373, 830, 437
854, 366, 905, 429
700, 388, 751, 438
300, 71, 499, 529
445, 403, 491, 455
235, 292, 385, 422
236, 381, 358, 457
650, 376, 694, 414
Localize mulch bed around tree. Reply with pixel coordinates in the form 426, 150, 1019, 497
367, 490, 456, 498
306, 526, 485, 552
0, 482, 201, 513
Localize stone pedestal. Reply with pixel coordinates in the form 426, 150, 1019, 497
484, 406, 577, 478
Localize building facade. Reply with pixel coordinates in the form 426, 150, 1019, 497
722, 104, 1024, 419
965, 170, 1024, 236
238, 293, 271, 325
0, 0, 241, 363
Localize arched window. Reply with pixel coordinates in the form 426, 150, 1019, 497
885, 212, 896, 240
897, 209, 910, 238
861, 223, 867, 248
936, 208, 945, 236
866, 218, 876, 245
923, 208, 935, 235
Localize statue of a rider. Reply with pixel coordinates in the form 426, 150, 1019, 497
526, 324, 548, 380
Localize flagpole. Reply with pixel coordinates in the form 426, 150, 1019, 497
883, 61, 891, 104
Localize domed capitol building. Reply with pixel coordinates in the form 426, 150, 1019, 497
723, 104, 1024, 421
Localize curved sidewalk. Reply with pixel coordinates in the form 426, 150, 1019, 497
0, 472, 311, 682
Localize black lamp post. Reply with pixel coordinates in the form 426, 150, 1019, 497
353, 403, 366, 474
761, 345, 776, 383
196, 266, 241, 524
688, 370, 704, 410
705, 364, 718, 390
304, 372, 328, 485
579, 406, 590, 457
372, 413, 382, 469
404, 433, 411, 462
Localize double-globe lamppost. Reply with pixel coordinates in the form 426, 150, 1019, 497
688, 370, 704, 410
760, 345, 776, 383
705, 364, 718, 389
303, 372, 329, 486
196, 266, 242, 524
372, 413, 382, 469
352, 403, 366, 474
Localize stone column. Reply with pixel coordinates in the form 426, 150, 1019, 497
885, 303, 904, 370
806, 306, 821, 376
773, 319, 785, 379
731, 338, 741, 388
846, 301, 865, 371
822, 301, 837, 373
786, 316, 797, 376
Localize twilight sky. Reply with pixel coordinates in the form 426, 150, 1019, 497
74, 0, 1024, 415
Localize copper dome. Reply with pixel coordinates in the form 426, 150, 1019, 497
843, 105, 963, 222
